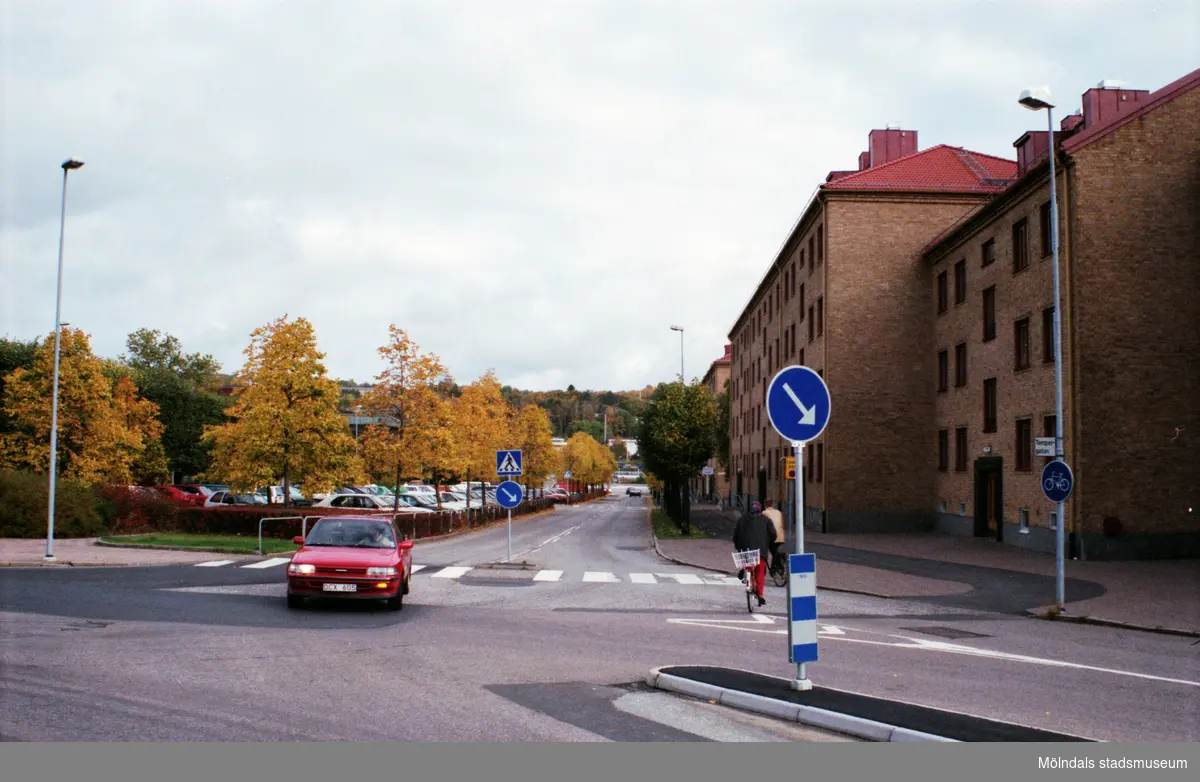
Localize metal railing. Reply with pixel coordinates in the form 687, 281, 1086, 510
258, 515, 322, 556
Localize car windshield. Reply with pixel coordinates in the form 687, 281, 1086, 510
305, 519, 396, 548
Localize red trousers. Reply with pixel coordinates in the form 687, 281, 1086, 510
751, 559, 766, 597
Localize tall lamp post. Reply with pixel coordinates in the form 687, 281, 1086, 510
670, 325, 684, 383
1019, 87, 1066, 609
46, 158, 85, 562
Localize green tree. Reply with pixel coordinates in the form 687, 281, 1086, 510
0, 337, 40, 436
513, 404, 560, 494
638, 381, 717, 533
714, 379, 731, 472
121, 328, 221, 389
567, 419, 604, 443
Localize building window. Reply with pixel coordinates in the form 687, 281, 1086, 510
959, 502, 967, 516
1040, 201, 1052, 258
940, 500, 947, 513
938, 430, 949, 472
1043, 307, 1055, 363
982, 238, 996, 267
800, 249, 805, 274
783, 269, 790, 302
817, 225, 824, 264
937, 350, 949, 392
937, 270, 948, 314
1019, 508, 1030, 531
954, 343, 967, 388
1012, 218, 1029, 273
799, 348, 804, 366
808, 307, 814, 342
983, 378, 997, 433
791, 323, 796, 355
1015, 418, 1032, 471
1043, 415, 1057, 465
799, 283, 805, 315
955, 427, 968, 472
1049, 510, 1058, 530
808, 237, 815, 276
1014, 317, 1031, 371
817, 297, 824, 336
806, 448, 813, 482
983, 286, 997, 341
954, 259, 967, 305
816, 443, 823, 482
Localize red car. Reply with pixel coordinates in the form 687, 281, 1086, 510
153, 485, 206, 505
286, 516, 414, 611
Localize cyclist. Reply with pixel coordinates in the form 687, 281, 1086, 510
761, 499, 786, 575
732, 501, 773, 607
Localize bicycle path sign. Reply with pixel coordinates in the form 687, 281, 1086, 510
1041, 459, 1074, 503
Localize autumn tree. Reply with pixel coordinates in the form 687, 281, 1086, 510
0, 328, 166, 485
358, 326, 455, 510
452, 371, 513, 507
512, 404, 559, 496
559, 431, 614, 493
638, 381, 718, 533
201, 316, 361, 503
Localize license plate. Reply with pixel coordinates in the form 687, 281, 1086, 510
322, 583, 356, 593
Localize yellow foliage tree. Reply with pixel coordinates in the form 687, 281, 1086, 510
560, 431, 615, 493
359, 326, 457, 510
0, 328, 166, 486
201, 316, 361, 502
451, 370, 513, 506
512, 403, 559, 495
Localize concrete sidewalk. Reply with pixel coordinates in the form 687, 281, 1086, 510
654, 503, 1199, 637
0, 537, 236, 567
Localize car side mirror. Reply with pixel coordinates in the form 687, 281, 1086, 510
399, 539, 413, 550
293, 536, 305, 545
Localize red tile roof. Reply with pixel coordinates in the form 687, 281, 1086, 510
821, 144, 1017, 193
1063, 67, 1200, 154
713, 344, 732, 364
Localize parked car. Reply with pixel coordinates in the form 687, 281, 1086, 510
262, 485, 314, 506
286, 516, 413, 610
189, 484, 230, 497
435, 491, 469, 511
153, 485, 206, 505
627, 487, 643, 497
313, 493, 395, 510
204, 491, 268, 507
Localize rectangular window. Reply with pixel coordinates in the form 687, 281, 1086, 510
983, 286, 996, 342
937, 270, 948, 314
816, 443, 824, 482
783, 328, 789, 358
1040, 201, 1052, 258
817, 297, 824, 336
983, 378, 997, 433
1043, 415, 1057, 465
783, 269, 790, 302
938, 430, 949, 472
1014, 317, 1031, 370
808, 307, 815, 342
799, 284, 805, 315
1015, 418, 1032, 471
808, 237, 815, 276
954, 342, 967, 387
982, 238, 996, 267
799, 249, 806, 273
790, 323, 796, 355
791, 261, 797, 296
955, 427, 968, 472
799, 347, 805, 366
1019, 509, 1030, 530
817, 225, 824, 265
954, 259, 967, 304
1049, 510, 1058, 530
806, 447, 813, 482
1012, 218, 1029, 273
1042, 307, 1055, 363
937, 350, 949, 392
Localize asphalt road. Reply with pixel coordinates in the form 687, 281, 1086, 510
1, 492, 1196, 742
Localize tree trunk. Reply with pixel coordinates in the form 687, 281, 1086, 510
393, 461, 402, 513
282, 461, 291, 508
681, 485, 692, 535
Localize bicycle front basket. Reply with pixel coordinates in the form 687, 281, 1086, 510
732, 549, 760, 569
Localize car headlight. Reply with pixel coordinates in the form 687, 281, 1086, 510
367, 567, 397, 577
288, 563, 316, 575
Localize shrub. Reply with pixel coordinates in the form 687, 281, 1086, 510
0, 470, 108, 538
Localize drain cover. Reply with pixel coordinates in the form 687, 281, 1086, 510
900, 626, 992, 640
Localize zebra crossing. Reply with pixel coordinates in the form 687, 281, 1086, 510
192, 557, 743, 586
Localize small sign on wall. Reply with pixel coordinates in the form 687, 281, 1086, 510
1035, 437, 1056, 457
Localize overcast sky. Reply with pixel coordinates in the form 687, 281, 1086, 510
2, 1, 1196, 392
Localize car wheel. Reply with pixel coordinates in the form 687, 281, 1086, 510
385, 592, 404, 611
286, 594, 304, 610
401, 574, 411, 595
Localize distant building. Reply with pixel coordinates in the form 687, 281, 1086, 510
695, 344, 732, 500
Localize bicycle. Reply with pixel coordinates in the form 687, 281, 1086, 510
1044, 475, 1071, 493
732, 549, 761, 613
768, 547, 788, 587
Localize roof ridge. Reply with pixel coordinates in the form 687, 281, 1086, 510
822, 144, 952, 185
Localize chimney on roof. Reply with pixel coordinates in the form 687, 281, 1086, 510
1080, 80, 1149, 131
858, 150, 871, 170
867, 127, 918, 169
1013, 130, 1068, 176
1060, 110, 1084, 133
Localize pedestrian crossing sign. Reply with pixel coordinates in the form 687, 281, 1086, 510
785, 457, 796, 480
496, 449, 523, 476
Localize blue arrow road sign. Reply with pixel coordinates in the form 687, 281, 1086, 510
766, 365, 831, 444
1041, 459, 1074, 503
496, 449, 523, 476
496, 480, 524, 509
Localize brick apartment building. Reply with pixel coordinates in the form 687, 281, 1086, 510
727, 67, 1199, 559
696, 344, 732, 500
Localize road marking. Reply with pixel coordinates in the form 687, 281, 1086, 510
660, 573, 704, 585
534, 570, 563, 582
241, 557, 290, 569
431, 566, 472, 579
512, 524, 582, 559
629, 573, 657, 584
701, 575, 744, 586
582, 571, 620, 583
195, 560, 234, 567
410, 565, 426, 573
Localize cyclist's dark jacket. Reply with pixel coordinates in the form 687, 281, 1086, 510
732, 514, 774, 561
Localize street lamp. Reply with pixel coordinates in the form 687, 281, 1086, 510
1019, 87, 1066, 609
670, 325, 684, 383
46, 158, 84, 562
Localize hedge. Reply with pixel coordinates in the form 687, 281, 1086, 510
0, 470, 108, 538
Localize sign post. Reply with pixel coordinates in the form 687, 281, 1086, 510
496, 450, 524, 561
765, 365, 831, 692
1041, 458, 1074, 604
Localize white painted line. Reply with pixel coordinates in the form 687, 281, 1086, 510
582, 571, 620, 583
195, 560, 234, 567
241, 557, 290, 569
410, 564, 426, 573
666, 573, 704, 585
431, 566, 472, 579
534, 570, 563, 582
629, 573, 657, 584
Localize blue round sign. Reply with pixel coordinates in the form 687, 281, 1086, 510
766, 365, 831, 444
495, 480, 524, 509
1041, 459, 1074, 503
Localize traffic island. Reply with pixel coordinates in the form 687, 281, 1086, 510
647, 665, 1097, 743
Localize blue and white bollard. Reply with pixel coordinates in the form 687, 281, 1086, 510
788, 553, 817, 691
